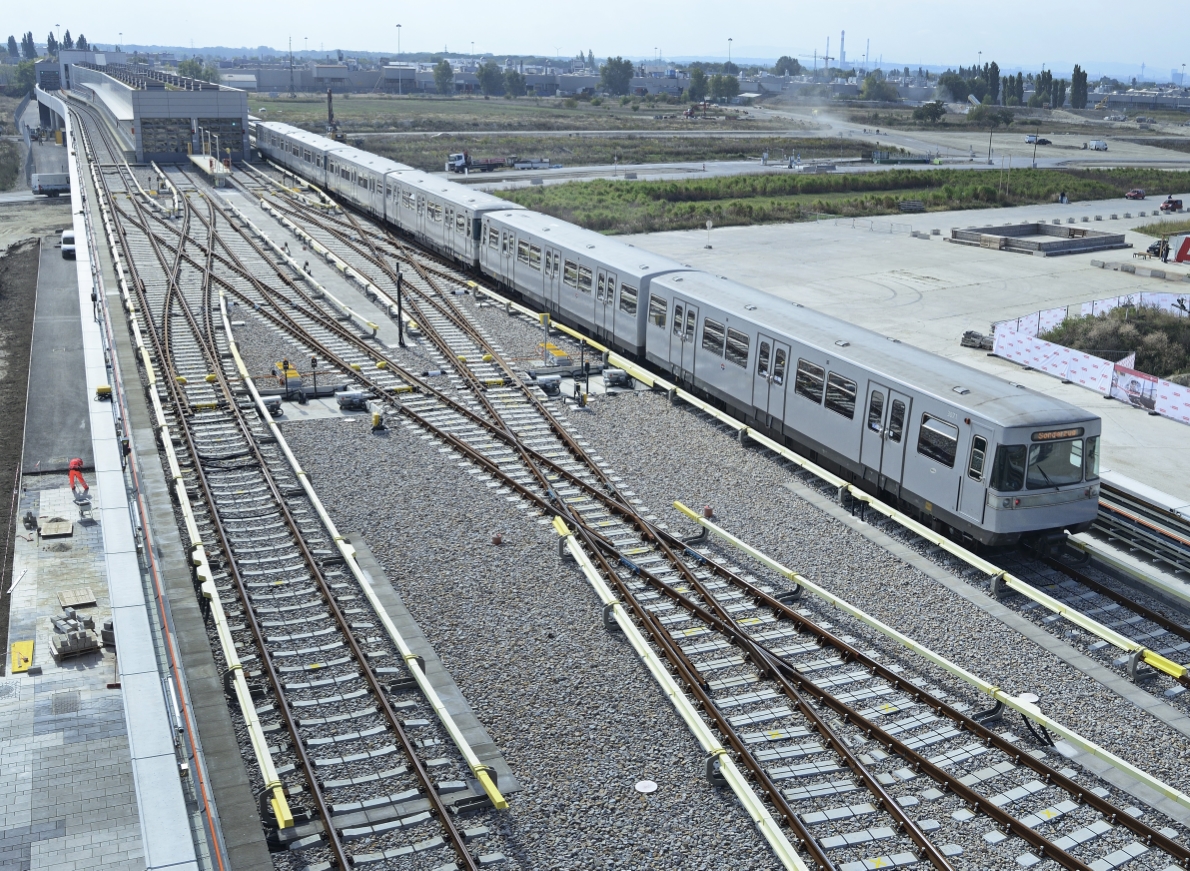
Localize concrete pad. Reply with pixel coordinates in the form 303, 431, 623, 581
109, 604, 158, 679
22, 236, 93, 473
120, 671, 178, 762
105, 552, 146, 611
127, 755, 195, 870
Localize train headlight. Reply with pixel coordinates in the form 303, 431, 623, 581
986, 493, 1015, 510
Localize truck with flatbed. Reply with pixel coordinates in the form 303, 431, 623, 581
445, 152, 507, 173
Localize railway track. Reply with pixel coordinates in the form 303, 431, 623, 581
243, 163, 1190, 705
1095, 484, 1190, 577
72, 103, 511, 871
193, 164, 1190, 870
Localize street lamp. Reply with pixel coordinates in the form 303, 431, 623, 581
728, 38, 732, 66
396, 24, 402, 95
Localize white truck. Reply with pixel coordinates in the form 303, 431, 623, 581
1087, 140, 1108, 151
31, 172, 70, 197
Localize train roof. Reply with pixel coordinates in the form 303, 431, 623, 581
650, 271, 1096, 429
392, 174, 523, 213
491, 209, 691, 278
258, 121, 415, 173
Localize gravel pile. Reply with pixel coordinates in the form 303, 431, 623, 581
561, 390, 1190, 797
283, 415, 782, 869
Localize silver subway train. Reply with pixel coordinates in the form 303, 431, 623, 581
255, 120, 1101, 547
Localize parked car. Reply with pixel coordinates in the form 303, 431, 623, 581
1035, 138, 1052, 146
1147, 240, 1163, 256
1160, 198, 1184, 212
60, 230, 75, 260
1125, 189, 1146, 200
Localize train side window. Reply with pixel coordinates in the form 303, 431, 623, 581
888, 400, 905, 442
672, 303, 684, 336
725, 328, 749, 368
488, 227, 498, 248
968, 436, 988, 481
529, 245, 541, 270
702, 319, 726, 355
773, 348, 786, 385
597, 273, 606, 301
917, 414, 959, 467
867, 391, 884, 432
794, 359, 825, 404
619, 285, 638, 315
517, 239, 530, 264
991, 445, 1026, 491
684, 309, 696, 342
578, 267, 593, 293
757, 342, 771, 377
825, 373, 857, 419
647, 293, 666, 327
606, 275, 616, 305
457, 213, 467, 234
563, 260, 578, 287
1085, 436, 1099, 480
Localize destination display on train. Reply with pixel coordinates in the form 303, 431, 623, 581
1031, 427, 1085, 441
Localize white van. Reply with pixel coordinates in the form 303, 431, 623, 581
1088, 140, 1108, 151
61, 230, 75, 259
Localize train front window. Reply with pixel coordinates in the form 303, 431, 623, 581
1026, 439, 1083, 490
1085, 436, 1100, 480
990, 445, 1026, 491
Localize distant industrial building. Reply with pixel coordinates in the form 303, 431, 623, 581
1103, 88, 1190, 113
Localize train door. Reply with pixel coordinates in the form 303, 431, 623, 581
596, 270, 616, 339
669, 298, 698, 381
545, 248, 561, 313
880, 390, 911, 488
861, 383, 911, 489
751, 334, 789, 426
501, 231, 515, 284
957, 425, 993, 523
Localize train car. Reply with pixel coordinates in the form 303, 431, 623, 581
250, 121, 1104, 546
481, 209, 690, 355
643, 272, 1100, 546
254, 121, 349, 188
385, 171, 518, 267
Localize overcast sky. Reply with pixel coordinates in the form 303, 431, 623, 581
19, 0, 1190, 80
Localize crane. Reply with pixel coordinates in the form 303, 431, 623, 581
800, 50, 835, 76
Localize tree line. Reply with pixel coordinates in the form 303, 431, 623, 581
930, 60, 1093, 112
7, 29, 93, 59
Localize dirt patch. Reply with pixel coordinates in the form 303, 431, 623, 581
0, 237, 39, 672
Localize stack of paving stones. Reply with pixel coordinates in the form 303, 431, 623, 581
50, 607, 101, 660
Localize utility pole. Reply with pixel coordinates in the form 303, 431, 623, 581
728, 38, 732, 66
288, 37, 295, 97
396, 24, 402, 95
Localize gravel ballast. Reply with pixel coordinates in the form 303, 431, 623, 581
283, 415, 783, 869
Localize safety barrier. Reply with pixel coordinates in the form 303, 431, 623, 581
215, 291, 507, 811
551, 518, 806, 870
671, 502, 1190, 815
469, 283, 1189, 685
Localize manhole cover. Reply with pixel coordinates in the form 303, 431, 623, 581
634, 780, 658, 794
51, 691, 80, 715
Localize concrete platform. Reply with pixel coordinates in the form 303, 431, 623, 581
1, 480, 146, 871
22, 235, 93, 475
625, 196, 1190, 507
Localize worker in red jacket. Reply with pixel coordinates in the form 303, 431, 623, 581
68, 458, 89, 497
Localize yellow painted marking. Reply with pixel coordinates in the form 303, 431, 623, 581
10, 641, 33, 673
308, 663, 323, 670
868, 859, 891, 869
1038, 808, 1058, 820
738, 617, 763, 626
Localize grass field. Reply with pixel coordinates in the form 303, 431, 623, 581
254, 93, 798, 133
363, 135, 876, 173
1134, 218, 1190, 237
497, 167, 1190, 234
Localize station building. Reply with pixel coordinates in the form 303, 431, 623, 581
37, 54, 249, 163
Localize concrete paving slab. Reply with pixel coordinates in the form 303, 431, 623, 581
120, 671, 178, 762
22, 235, 93, 474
